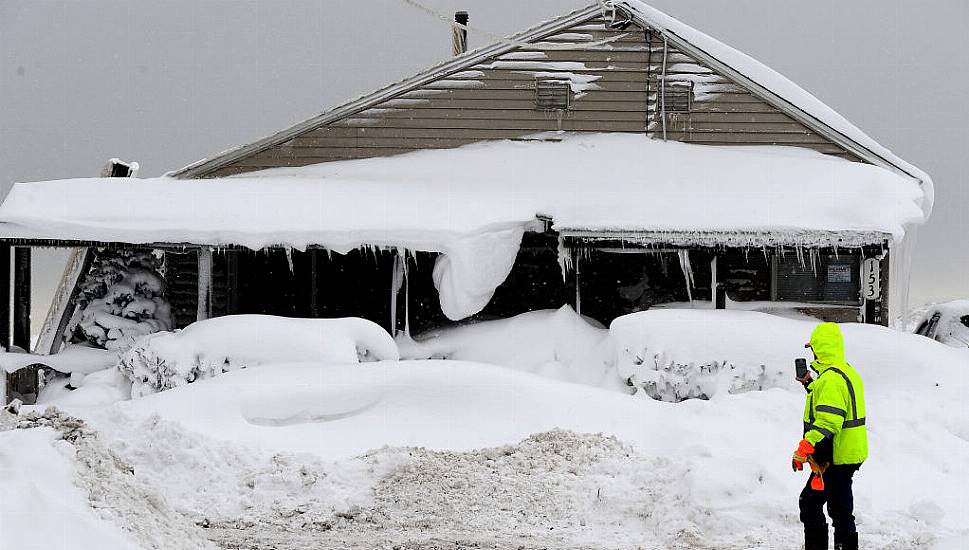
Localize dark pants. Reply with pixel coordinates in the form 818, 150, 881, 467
799, 464, 861, 548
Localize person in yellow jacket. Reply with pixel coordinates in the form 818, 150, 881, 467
792, 322, 867, 550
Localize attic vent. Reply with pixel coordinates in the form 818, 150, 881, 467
658, 80, 692, 115
535, 79, 571, 110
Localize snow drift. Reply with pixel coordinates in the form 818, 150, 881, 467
118, 315, 399, 396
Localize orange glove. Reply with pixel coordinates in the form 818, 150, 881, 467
791, 439, 815, 471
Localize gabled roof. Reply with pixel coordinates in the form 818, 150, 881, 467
168, 3, 603, 179
169, 1, 932, 216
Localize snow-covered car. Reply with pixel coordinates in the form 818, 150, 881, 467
913, 300, 969, 348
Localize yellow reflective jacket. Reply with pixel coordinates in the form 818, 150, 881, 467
802, 323, 868, 465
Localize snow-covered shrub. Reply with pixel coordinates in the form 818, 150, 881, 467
118, 315, 399, 397
620, 351, 774, 402
74, 249, 173, 351
611, 310, 788, 402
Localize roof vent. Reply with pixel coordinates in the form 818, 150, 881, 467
535, 79, 571, 110
658, 80, 692, 115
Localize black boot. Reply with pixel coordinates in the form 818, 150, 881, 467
805, 525, 829, 550
834, 531, 858, 550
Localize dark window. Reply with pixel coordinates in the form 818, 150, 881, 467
535, 79, 571, 110
773, 253, 861, 304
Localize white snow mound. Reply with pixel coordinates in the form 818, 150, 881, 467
119, 315, 399, 396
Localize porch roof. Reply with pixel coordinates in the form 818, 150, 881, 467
0, 133, 924, 251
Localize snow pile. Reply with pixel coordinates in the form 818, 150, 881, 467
75, 249, 173, 350
90, 410, 388, 531
60, 354, 965, 547
2, 408, 212, 550
0, 134, 927, 320
0, 424, 142, 550
399, 306, 616, 388
269, 430, 695, 549
0, 344, 115, 375
118, 315, 399, 396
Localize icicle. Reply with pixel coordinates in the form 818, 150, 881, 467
389, 250, 405, 336
284, 248, 294, 275
557, 237, 573, 282
677, 250, 695, 303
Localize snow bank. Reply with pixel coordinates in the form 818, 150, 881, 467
612, 309, 969, 399
119, 315, 399, 396
399, 306, 616, 388
8, 408, 213, 549
0, 344, 116, 375
0, 426, 143, 550
62, 348, 967, 545
0, 134, 926, 319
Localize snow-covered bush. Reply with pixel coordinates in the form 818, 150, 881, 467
74, 250, 173, 351
118, 315, 399, 397
611, 310, 788, 402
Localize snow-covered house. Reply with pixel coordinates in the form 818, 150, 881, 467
0, 1, 932, 357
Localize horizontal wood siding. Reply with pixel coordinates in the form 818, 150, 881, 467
206, 15, 858, 177
645, 33, 858, 159
208, 16, 650, 175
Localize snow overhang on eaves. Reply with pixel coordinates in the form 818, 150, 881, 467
558, 229, 893, 249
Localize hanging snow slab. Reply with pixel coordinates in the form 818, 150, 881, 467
0, 133, 927, 319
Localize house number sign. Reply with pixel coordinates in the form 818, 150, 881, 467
862, 258, 881, 300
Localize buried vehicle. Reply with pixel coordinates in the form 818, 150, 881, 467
913, 300, 969, 348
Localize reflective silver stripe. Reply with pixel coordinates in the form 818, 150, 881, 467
816, 405, 847, 417
826, 367, 858, 421
803, 422, 834, 439
843, 417, 866, 428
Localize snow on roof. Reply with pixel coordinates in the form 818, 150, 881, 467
613, 0, 934, 216
0, 133, 925, 319
168, 2, 932, 222
0, 133, 923, 247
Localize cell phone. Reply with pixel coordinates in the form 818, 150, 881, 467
795, 358, 808, 379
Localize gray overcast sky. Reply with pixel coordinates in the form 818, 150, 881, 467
1, 0, 966, 323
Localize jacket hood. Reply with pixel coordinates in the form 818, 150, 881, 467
809, 322, 846, 372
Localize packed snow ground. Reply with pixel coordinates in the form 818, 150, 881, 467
4, 310, 968, 549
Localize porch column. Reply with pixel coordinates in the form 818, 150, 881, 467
0, 245, 9, 350
574, 250, 582, 316
13, 247, 31, 351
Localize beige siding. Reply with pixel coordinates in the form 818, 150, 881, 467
207, 16, 856, 177
644, 34, 857, 159
209, 16, 650, 176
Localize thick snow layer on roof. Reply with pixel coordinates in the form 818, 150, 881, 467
0, 134, 925, 318
0, 133, 925, 243
614, 0, 934, 215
